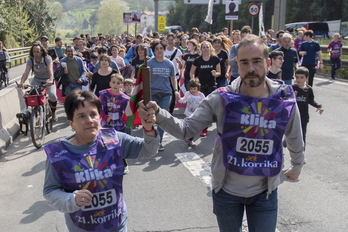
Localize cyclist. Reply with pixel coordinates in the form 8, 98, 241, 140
0, 41, 11, 83
19, 43, 58, 121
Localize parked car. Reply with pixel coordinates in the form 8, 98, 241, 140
285, 21, 329, 38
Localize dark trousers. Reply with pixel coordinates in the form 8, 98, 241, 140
302, 64, 316, 87
330, 58, 341, 78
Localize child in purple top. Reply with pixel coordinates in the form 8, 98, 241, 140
99, 73, 130, 174
327, 33, 343, 80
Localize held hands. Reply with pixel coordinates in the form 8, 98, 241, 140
75, 189, 93, 207
138, 100, 159, 129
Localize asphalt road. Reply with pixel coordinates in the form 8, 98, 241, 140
0, 75, 347, 232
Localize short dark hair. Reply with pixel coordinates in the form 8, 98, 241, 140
241, 25, 252, 34
295, 66, 309, 77
269, 50, 284, 60
55, 37, 62, 43
303, 30, 314, 38
97, 46, 107, 55
238, 34, 268, 59
150, 39, 166, 52
276, 30, 285, 38
64, 90, 101, 121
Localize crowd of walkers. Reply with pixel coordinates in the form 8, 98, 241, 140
17, 24, 341, 232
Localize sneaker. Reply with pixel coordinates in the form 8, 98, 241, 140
158, 144, 165, 151
200, 129, 207, 137
185, 139, 191, 145
123, 166, 129, 175
189, 140, 197, 147
52, 112, 58, 122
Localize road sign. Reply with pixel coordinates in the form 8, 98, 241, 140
184, 0, 220, 4
248, 3, 260, 16
158, 16, 166, 31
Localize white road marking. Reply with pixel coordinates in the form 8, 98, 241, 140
175, 152, 212, 190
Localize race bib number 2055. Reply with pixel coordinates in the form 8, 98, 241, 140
236, 137, 274, 155
82, 189, 117, 211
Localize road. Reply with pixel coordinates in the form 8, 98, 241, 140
0, 74, 347, 232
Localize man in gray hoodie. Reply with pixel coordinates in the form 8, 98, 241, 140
139, 34, 305, 232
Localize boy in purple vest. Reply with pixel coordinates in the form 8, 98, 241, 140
99, 73, 130, 174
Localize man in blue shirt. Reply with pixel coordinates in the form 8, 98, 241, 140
299, 30, 323, 87
275, 33, 299, 85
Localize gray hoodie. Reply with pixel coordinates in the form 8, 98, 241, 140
156, 77, 305, 197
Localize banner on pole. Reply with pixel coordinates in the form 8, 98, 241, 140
225, 1, 239, 20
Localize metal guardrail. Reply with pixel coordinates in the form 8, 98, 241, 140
7, 46, 31, 68
321, 45, 348, 68
4, 45, 348, 69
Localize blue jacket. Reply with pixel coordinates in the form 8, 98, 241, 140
60, 56, 88, 85
124, 45, 154, 64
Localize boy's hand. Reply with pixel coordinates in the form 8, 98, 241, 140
317, 108, 324, 115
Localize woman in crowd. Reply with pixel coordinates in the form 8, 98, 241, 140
110, 45, 125, 71
148, 39, 180, 151
212, 36, 230, 87
89, 54, 118, 97
43, 90, 160, 232
190, 40, 220, 137
130, 43, 148, 80
181, 39, 200, 90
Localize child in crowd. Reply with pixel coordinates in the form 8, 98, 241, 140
178, 78, 205, 147
268, 50, 284, 80
292, 67, 324, 147
99, 73, 131, 174
87, 52, 98, 76
123, 78, 134, 97
327, 33, 343, 80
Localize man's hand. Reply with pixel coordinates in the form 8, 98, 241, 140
284, 169, 300, 181
138, 100, 159, 120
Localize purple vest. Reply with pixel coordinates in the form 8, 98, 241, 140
99, 89, 129, 131
44, 128, 124, 231
218, 86, 296, 177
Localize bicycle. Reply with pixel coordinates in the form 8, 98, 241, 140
0, 61, 7, 89
18, 82, 53, 149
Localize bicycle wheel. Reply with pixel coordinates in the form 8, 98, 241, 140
45, 102, 53, 134
30, 106, 46, 149
0, 71, 3, 89
2, 71, 7, 87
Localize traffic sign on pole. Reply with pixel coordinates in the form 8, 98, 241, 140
248, 3, 260, 17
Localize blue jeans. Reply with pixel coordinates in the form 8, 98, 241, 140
216, 77, 227, 88
283, 79, 292, 85
213, 189, 278, 232
65, 83, 83, 96
151, 93, 172, 143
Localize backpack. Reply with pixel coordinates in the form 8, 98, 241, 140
31, 56, 64, 81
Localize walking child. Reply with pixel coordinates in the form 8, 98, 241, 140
327, 33, 343, 80
123, 78, 135, 97
99, 73, 130, 174
178, 78, 205, 147
268, 50, 284, 80
292, 67, 324, 146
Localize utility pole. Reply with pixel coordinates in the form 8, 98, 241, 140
154, 0, 159, 32
273, 0, 286, 32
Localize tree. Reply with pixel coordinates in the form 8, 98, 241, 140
95, 0, 128, 35
0, 0, 38, 47
25, 0, 58, 39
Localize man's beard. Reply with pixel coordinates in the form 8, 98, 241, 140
242, 72, 265, 88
